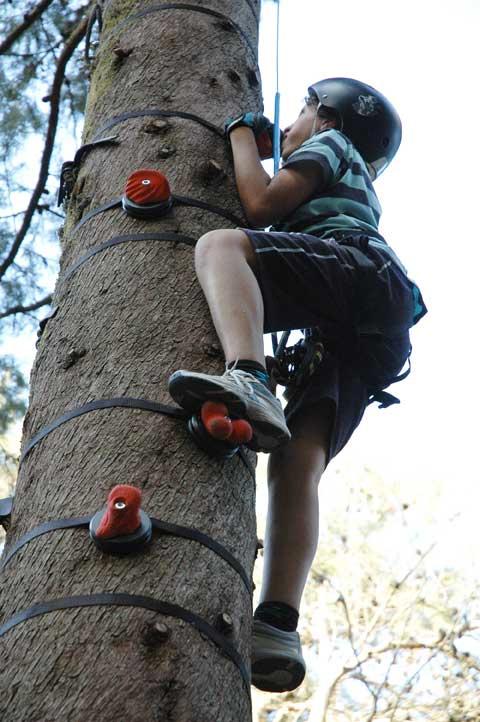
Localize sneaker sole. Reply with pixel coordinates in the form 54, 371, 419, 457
169, 371, 248, 416
169, 372, 290, 453
251, 655, 306, 692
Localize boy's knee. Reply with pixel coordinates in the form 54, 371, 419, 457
195, 229, 254, 267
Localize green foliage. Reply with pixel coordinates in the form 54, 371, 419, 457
0, 356, 27, 435
0, 1, 90, 471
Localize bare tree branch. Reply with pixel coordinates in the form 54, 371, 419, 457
0, 10, 90, 282
359, 541, 438, 649
0, 0, 56, 56
321, 638, 460, 722
0, 294, 52, 320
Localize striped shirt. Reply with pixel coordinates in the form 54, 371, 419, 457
274, 129, 382, 239
272, 129, 427, 325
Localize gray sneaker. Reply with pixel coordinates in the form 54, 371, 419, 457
251, 619, 306, 692
168, 368, 291, 452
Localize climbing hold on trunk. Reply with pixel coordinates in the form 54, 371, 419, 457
89, 484, 152, 553
122, 168, 173, 219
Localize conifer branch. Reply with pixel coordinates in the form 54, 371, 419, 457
0, 294, 52, 320
0, 13, 89, 283
0, 0, 56, 56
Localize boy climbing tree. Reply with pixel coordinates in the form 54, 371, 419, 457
169, 77, 427, 692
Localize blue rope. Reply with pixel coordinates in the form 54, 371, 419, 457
270, 0, 281, 354
272, 0, 281, 174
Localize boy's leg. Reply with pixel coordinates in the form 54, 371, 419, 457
252, 400, 333, 692
259, 399, 333, 609
194, 228, 265, 366
168, 228, 291, 451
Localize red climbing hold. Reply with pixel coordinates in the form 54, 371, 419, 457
201, 401, 233, 440
95, 484, 142, 539
200, 401, 253, 445
124, 169, 171, 205
122, 169, 173, 218
229, 419, 253, 445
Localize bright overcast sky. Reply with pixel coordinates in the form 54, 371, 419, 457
258, 0, 479, 519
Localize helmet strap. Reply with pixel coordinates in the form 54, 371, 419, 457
310, 101, 323, 137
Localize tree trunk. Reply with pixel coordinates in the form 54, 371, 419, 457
0, 1, 262, 719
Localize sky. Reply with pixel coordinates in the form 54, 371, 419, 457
257, 0, 479, 512
3, 0, 479, 552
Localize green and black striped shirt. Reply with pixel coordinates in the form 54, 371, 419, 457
275, 128, 383, 239
273, 129, 426, 325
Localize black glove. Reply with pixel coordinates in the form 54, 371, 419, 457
224, 112, 282, 160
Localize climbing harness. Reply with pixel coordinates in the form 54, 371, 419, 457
268, 330, 325, 399
270, 328, 411, 408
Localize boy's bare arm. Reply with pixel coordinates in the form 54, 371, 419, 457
230, 127, 325, 228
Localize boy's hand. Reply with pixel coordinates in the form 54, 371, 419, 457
224, 112, 281, 160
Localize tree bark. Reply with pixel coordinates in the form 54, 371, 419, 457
0, 1, 262, 720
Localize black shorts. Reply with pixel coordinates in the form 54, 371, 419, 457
242, 228, 415, 463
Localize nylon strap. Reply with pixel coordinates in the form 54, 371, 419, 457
20, 398, 186, 465
0, 515, 252, 594
102, 0, 259, 22
112, 4, 257, 61
61, 233, 196, 284
0, 593, 251, 693
73, 197, 122, 232
19, 398, 256, 480
1, 516, 90, 571
72, 195, 244, 235
173, 195, 244, 227
93, 110, 222, 142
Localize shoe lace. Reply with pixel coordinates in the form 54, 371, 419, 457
222, 365, 255, 395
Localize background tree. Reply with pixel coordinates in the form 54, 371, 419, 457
252, 465, 480, 721
0, 1, 263, 719
0, 0, 90, 447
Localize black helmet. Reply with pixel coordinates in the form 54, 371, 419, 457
308, 77, 402, 178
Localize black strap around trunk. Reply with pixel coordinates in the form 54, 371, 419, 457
93, 109, 222, 142
20, 398, 185, 465
71, 195, 244, 235
0, 515, 252, 595
0, 593, 251, 694
61, 233, 196, 285
111, 4, 257, 60
102, 0, 259, 22
19, 398, 256, 480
